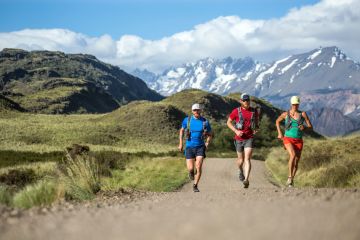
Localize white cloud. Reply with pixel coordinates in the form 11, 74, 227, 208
0, 0, 359, 72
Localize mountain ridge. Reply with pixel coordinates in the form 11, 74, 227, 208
0, 48, 163, 113
133, 46, 360, 136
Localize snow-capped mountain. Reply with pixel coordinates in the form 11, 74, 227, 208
133, 57, 268, 96
236, 46, 360, 98
134, 46, 359, 98
133, 46, 360, 136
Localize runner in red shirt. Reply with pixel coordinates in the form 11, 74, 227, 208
227, 93, 259, 188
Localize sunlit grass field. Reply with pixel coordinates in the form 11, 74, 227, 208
266, 136, 360, 188
1, 88, 357, 210
0, 109, 186, 208
0, 111, 176, 153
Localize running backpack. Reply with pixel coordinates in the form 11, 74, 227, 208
235, 107, 258, 130
285, 110, 304, 130
185, 116, 209, 140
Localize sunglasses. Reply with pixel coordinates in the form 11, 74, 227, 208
242, 99, 250, 102
192, 109, 201, 112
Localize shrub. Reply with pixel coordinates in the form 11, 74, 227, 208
12, 180, 61, 209
0, 168, 37, 187
209, 123, 234, 152
60, 153, 101, 201
0, 185, 12, 205
254, 115, 279, 148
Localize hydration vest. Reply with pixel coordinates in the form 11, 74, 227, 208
185, 116, 209, 141
235, 107, 258, 130
285, 110, 304, 130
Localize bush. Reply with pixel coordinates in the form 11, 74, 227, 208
209, 123, 234, 152
60, 153, 101, 201
12, 180, 61, 209
254, 115, 279, 148
0, 185, 12, 205
0, 168, 37, 187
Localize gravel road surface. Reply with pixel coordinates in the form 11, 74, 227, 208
1, 158, 359, 240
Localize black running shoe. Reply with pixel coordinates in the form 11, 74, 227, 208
243, 180, 249, 188
238, 170, 245, 182
188, 171, 195, 181
193, 184, 200, 192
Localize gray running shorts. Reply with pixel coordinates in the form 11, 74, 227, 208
234, 138, 254, 152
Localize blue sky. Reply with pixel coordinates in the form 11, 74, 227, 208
1, 0, 320, 39
0, 0, 359, 71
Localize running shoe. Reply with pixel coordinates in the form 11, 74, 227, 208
243, 180, 249, 188
286, 177, 293, 187
188, 170, 194, 181
193, 184, 200, 192
238, 169, 245, 182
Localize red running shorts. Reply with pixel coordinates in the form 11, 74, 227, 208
283, 137, 303, 151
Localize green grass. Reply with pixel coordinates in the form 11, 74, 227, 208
0, 185, 12, 205
0, 153, 188, 208
0, 150, 63, 168
12, 179, 63, 209
0, 88, 321, 209
102, 157, 188, 192
60, 153, 101, 201
0, 111, 177, 166
266, 136, 360, 187
0, 89, 288, 159
10, 85, 83, 112
0, 162, 56, 186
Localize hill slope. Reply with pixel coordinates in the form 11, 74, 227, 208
308, 108, 360, 137
133, 46, 360, 136
0, 48, 163, 113
0, 89, 322, 162
0, 94, 25, 112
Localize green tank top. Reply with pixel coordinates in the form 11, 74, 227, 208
284, 112, 303, 139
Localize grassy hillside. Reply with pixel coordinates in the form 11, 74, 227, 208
0, 94, 25, 112
1, 88, 310, 164
101, 100, 186, 144
345, 128, 360, 137
0, 89, 348, 209
0, 48, 163, 113
162, 89, 239, 121
266, 136, 360, 187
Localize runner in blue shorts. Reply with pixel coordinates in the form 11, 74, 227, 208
178, 103, 213, 192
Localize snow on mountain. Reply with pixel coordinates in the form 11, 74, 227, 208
132, 46, 360, 136
134, 46, 359, 100
308, 49, 322, 60
281, 59, 298, 74
133, 57, 266, 96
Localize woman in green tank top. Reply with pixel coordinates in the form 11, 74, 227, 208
284, 111, 304, 139
275, 96, 313, 187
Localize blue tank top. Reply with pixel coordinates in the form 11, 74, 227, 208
181, 116, 211, 148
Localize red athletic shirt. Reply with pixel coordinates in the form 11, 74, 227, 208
229, 107, 258, 141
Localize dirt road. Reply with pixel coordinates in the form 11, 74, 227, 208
1, 158, 360, 240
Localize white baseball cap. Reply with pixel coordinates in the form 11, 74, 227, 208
290, 96, 300, 105
191, 103, 202, 110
